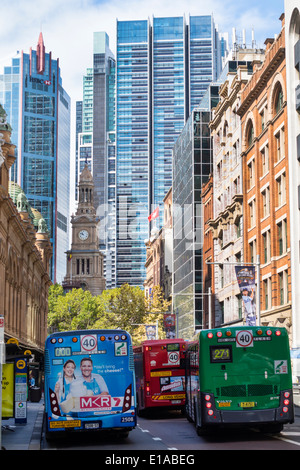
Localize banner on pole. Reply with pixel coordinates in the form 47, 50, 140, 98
235, 266, 256, 326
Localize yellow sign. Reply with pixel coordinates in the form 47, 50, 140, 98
49, 420, 81, 429
16, 359, 26, 370
150, 371, 172, 377
24, 350, 32, 355
2, 363, 14, 418
152, 394, 185, 400
7, 338, 19, 345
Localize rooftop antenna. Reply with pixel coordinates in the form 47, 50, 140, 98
251, 28, 256, 48
242, 29, 246, 48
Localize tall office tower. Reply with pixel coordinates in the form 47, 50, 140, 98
75, 100, 83, 200
76, 32, 116, 288
77, 68, 93, 183
93, 32, 116, 289
116, 15, 226, 287
0, 33, 71, 282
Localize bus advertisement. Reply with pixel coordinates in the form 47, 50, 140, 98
44, 329, 136, 438
185, 326, 294, 435
133, 339, 186, 415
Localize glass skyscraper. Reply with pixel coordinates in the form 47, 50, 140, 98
116, 15, 225, 287
0, 33, 71, 282
76, 32, 116, 288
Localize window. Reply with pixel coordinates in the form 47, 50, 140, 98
246, 121, 254, 147
261, 186, 270, 218
263, 277, 272, 310
247, 159, 255, 188
276, 172, 286, 207
249, 199, 256, 228
274, 85, 284, 114
277, 219, 288, 255
261, 144, 269, 175
278, 269, 288, 305
274, 126, 285, 162
262, 229, 271, 264
260, 104, 267, 132
249, 239, 257, 264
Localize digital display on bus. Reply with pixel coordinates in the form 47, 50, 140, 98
166, 343, 180, 351
210, 346, 232, 363
54, 347, 72, 357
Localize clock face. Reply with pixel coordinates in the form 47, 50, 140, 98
78, 230, 89, 241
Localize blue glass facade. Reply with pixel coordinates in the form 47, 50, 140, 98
116, 16, 225, 287
0, 37, 70, 283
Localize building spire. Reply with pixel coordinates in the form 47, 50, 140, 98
37, 32, 45, 74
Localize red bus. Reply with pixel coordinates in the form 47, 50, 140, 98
133, 339, 186, 416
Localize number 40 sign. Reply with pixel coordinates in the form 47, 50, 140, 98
236, 330, 253, 348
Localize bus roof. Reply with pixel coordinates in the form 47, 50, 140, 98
46, 329, 130, 339
133, 338, 185, 349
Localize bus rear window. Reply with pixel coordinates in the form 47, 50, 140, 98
210, 346, 232, 363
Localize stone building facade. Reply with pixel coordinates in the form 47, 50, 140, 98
0, 105, 52, 359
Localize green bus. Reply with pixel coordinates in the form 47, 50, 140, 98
185, 326, 294, 434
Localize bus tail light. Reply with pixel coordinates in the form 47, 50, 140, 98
275, 330, 281, 336
122, 384, 132, 412
146, 382, 150, 395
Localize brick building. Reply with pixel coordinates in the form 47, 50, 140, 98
237, 15, 292, 338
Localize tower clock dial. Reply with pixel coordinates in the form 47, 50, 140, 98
78, 229, 89, 240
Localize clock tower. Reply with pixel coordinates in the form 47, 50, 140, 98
63, 164, 106, 295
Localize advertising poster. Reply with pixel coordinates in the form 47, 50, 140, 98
235, 265, 256, 326
2, 363, 14, 418
47, 334, 134, 420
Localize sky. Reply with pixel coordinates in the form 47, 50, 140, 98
0, 0, 285, 204
0, 0, 285, 104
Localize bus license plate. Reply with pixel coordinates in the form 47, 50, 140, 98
240, 401, 255, 408
85, 422, 100, 429
171, 400, 181, 404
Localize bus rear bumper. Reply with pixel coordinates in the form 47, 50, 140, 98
210, 407, 294, 425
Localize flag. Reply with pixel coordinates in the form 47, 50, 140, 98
148, 207, 159, 222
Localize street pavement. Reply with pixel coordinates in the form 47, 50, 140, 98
1, 399, 44, 450
1, 393, 300, 450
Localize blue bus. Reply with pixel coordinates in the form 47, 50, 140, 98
44, 329, 136, 439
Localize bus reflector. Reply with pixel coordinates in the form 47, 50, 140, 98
226, 331, 232, 337
257, 329, 263, 335
72, 337, 78, 343
100, 336, 106, 341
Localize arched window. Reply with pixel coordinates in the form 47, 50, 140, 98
246, 120, 254, 147
274, 84, 284, 114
